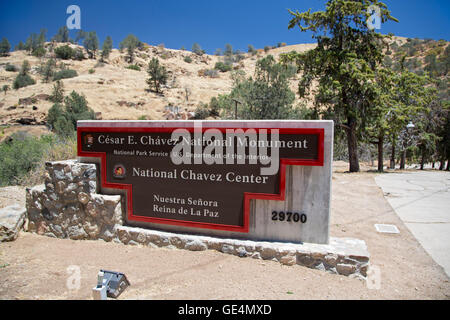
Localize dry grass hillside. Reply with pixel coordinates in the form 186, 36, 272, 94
0, 42, 319, 137
0, 35, 435, 141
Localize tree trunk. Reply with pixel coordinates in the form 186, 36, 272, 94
420, 147, 425, 170
390, 134, 396, 169
439, 159, 445, 170
447, 159, 450, 171
378, 136, 384, 173
400, 149, 406, 170
346, 117, 360, 172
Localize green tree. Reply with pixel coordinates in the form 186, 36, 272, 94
146, 58, 168, 94
413, 97, 446, 170
119, 34, 141, 63
437, 107, 450, 170
281, 0, 398, 172
0, 37, 11, 56
39, 58, 57, 82
224, 44, 233, 57
101, 36, 113, 61
47, 91, 96, 136
52, 26, 70, 43
75, 30, 87, 44
2, 84, 9, 95
217, 55, 297, 120
15, 41, 25, 51
49, 80, 65, 103
83, 31, 99, 59
191, 43, 204, 55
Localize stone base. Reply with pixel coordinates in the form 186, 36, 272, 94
117, 225, 369, 277
25, 160, 369, 278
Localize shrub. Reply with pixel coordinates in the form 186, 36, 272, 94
88, 68, 95, 74
18, 134, 77, 187
32, 47, 46, 57
73, 48, 85, 61
184, 56, 192, 63
0, 133, 51, 186
126, 64, 141, 71
13, 74, 36, 89
13, 60, 36, 89
264, 46, 270, 53
54, 45, 75, 59
53, 69, 78, 81
5, 64, 18, 72
204, 69, 219, 78
137, 115, 147, 120
214, 62, 232, 72
193, 103, 211, 119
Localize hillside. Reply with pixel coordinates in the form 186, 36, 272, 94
0, 35, 447, 141
0, 42, 318, 138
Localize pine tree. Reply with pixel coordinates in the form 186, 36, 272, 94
146, 58, 168, 94
119, 34, 140, 63
0, 37, 11, 56
15, 41, 25, 51
224, 44, 233, 57
191, 43, 204, 55
281, 0, 398, 172
101, 36, 113, 61
83, 31, 99, 59
53, 26, 70, 43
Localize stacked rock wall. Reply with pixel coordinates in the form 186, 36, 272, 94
26, 160, 122, 241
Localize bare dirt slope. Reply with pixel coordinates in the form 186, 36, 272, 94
1, 164, 449, 300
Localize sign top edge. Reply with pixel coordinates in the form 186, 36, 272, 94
77, 120, 334, 129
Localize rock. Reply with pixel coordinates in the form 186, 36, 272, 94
236, 246, 248, 257
280, 255, 296, 266
56, 181, 66, 194
117, 228, 130, 244
0, 205, 26, 242
185, 239, 207, 251
260, 246, 277, 260
324, 254, 339, 266
78, 192, 89, 205
16, 117, 36, 125
251, 252, 261, 259
296, 254, 314, 267
336, 263, 357, 276
221, 244, 234, 254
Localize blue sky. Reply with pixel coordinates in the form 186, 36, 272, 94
0, 0, 449, 54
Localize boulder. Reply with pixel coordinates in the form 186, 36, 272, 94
0, 204, 26, 242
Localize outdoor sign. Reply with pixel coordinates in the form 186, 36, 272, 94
77, 121, 325, 234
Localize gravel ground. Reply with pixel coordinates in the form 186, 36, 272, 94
0, 164, 449, 300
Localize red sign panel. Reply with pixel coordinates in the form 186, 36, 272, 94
77, 124, 324, 233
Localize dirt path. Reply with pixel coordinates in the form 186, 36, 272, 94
0, 170, 449, 300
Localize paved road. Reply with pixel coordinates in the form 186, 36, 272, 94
375, 171, 450, 278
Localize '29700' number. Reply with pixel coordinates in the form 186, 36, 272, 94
271, 211, 307, 223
